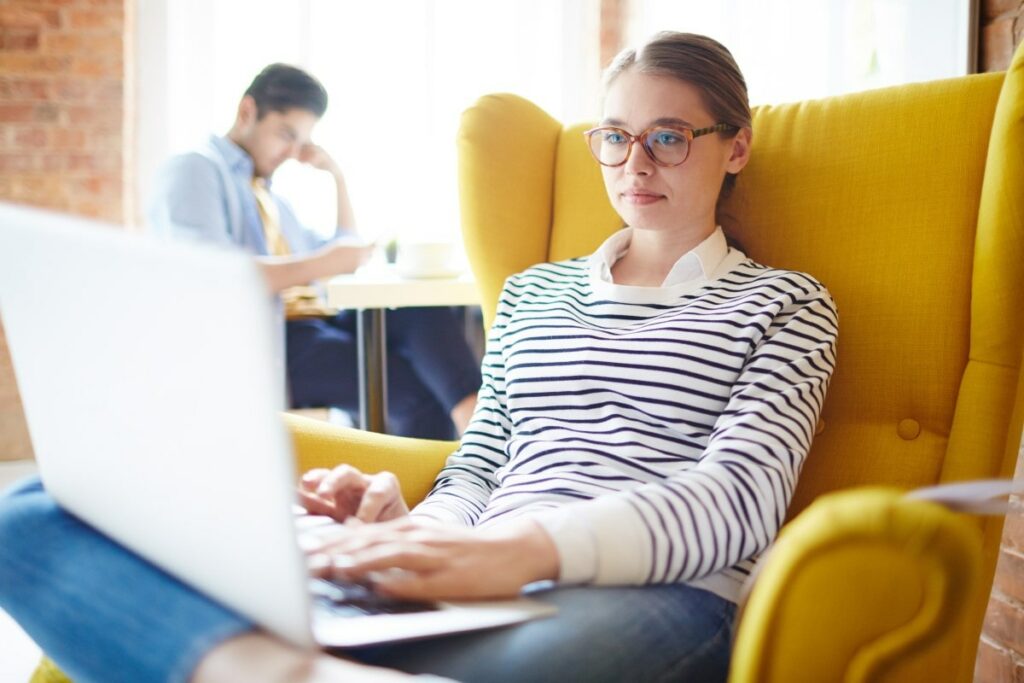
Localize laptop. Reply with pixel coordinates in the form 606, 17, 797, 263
0, 202, 554, 649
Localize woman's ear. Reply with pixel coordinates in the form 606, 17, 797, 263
725, 127, 752, 174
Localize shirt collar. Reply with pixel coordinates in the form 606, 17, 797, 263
209, 134, 257, 181
589, 226, 729, 287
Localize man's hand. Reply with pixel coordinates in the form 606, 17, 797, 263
297, 143, 357, 231
307, 516, 561, 601
315, 241, 373, 276
298, 465, 409, 524
257, 241, 372, 292
297, 144, 342, 175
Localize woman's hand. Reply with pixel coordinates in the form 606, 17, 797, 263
298, 465, 409, 523
307, 516, 561, 601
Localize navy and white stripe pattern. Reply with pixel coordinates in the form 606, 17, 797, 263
413, 229, 838, 602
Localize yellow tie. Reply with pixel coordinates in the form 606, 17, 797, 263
252, 177, 289, 256
252, 177, 334, 318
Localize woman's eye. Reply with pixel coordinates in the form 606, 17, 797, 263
603, 131, 627, 145
652, 131, 683, 146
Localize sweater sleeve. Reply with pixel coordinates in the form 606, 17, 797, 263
410, 276, 520, 525
531, 283, 839, 584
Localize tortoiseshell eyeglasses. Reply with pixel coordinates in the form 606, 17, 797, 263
584, 123, 738, 168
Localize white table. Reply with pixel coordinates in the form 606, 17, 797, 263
326, 267, 479, 434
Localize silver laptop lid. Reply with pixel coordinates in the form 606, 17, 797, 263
0, 203, 314, 648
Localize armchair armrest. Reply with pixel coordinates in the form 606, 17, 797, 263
729, 488, 982, 683
283, 413, 457, 509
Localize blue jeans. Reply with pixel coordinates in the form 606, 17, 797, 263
287, 307, 482, 440
0, 478, 736, 683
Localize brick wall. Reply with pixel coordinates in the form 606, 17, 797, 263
599, 0, 627, 68
0, 0, 127, 220
980, 0, 1024, 71
977, 441, 1024, 681
0, 0, 131, 461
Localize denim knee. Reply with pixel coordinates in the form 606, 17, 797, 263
0, 477, 48, 600
0, 476, 253, 683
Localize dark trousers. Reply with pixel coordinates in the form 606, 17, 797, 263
285, 307, 481, 440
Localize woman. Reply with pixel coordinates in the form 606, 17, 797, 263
0, 32, 837, 683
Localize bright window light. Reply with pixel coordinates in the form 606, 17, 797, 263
136, 0, 970, 241
137, 0, 601, 245
625, 0, 974, 107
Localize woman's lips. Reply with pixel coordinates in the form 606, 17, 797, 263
621, 190, 664, 205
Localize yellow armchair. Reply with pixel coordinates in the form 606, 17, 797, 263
35, 42, 1024, 683
283, 413, 457, 509
294, 39, 1024, 681
335, 45, 1021, 683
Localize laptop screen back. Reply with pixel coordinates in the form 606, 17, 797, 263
0, 203, 314, 647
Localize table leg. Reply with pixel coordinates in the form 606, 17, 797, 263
356, 308, 388, 433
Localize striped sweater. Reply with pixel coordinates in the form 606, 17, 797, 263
413, 228, 839, 603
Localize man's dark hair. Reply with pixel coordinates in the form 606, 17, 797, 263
244, 63, 328, 119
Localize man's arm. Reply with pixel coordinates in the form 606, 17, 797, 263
252, 144, 367, 293
256, 242, 372, 293
147, 153, 236, 247
298, 144, 356, 233
150, 149, 369, 293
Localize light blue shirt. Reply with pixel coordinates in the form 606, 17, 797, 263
145, 135, 343, 384
146, 134, 335, 256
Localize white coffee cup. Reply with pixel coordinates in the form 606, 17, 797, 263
395, 242, 457, 278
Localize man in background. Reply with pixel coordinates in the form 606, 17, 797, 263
148, 63, 479, 439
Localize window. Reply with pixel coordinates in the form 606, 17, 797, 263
625, 0, 975, 106
135, 0, 601, 245
136, 0, 973, 239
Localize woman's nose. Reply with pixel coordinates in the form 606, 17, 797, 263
623, 142, 654, 176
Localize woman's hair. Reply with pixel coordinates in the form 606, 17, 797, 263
603, 32, 751, 207
244, 63, 329, 119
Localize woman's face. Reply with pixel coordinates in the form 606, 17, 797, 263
599, 69, 750, 235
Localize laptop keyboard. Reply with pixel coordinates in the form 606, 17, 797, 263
310, 578, 439, 617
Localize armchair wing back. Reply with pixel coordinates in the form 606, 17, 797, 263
458, 42, 1024, 683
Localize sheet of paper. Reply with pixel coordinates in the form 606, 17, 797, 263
906, 478, 1024, 514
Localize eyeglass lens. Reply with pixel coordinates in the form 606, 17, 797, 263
588, 128, 690, 166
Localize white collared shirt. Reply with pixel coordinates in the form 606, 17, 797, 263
589, 226, 729, 287
587, 226, 740, 304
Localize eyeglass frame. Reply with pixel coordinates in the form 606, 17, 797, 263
583, 122, 739, 168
